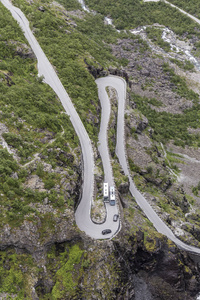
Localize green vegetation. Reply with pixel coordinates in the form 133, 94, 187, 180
162, 63, 199, 101
166, 151, 184, 164
192, 181, 200, 197
57, 0, 82, 11
0, 2, 81, 228
165, 151, 184, 174
1, 0, 200, 298
0, 249, 37, 299
0, 251, 24, 296
84, 0, 200, 37
0, 243, 90, 300
0, 2, 79, 159
12, 0, 125, 142
0, 6, 26, 42
143, 231, 157, 252
170, 58, 195, 71
148, 97, 163, 107
168, 0, 200, 19
125, 203, 164, 253
132, 69, 200, 146
0, 149, 36, 227
141, 78, 157, 92
146, 26, 171, 52
112, 161, 129, 188
40, 241, 120, 299
128, 158, 141, 173
132, 171, 186, 218
52, 244, 85, 299
0, 4, 124, 296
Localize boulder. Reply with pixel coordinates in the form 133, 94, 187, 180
135, 115, 149, 134
118, 181, 130, 194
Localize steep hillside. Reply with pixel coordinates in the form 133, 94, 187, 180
168, 0, 200, 19
1, 0, 200, 299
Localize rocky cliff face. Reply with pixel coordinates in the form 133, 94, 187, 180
85, 28, 200, 248
114, 231, 200, 300
1, 200, 200, 300
1, 0, 200, 299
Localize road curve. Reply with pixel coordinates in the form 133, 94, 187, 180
98, 76, 200, 255
2, 0, 200, 251
1, 0, 120, 239
76, 78, 121, 239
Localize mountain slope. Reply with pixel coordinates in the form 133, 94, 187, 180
1, 0, 200, 299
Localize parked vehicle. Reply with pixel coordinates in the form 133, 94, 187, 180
110, 200, 115, 206
103, 182, 109, 202
113, 214, 119, 222
102, 229, 112, 235
110, 186, 115, 206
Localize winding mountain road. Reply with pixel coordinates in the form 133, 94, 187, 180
2, 0, 200, 253
1, 0, 119, 239
97, 77, 200, 255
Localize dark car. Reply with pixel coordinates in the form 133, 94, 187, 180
102, 229, 112, 235
110, 200, 115, 206
113, 214, 119, 222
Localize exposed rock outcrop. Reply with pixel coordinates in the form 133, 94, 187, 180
118, 181, 130, 194
0, 209, 79, 255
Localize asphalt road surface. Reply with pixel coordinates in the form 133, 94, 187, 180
1, 0, 120, 239
97, 76, 200, 255
2, 0, 200, 251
